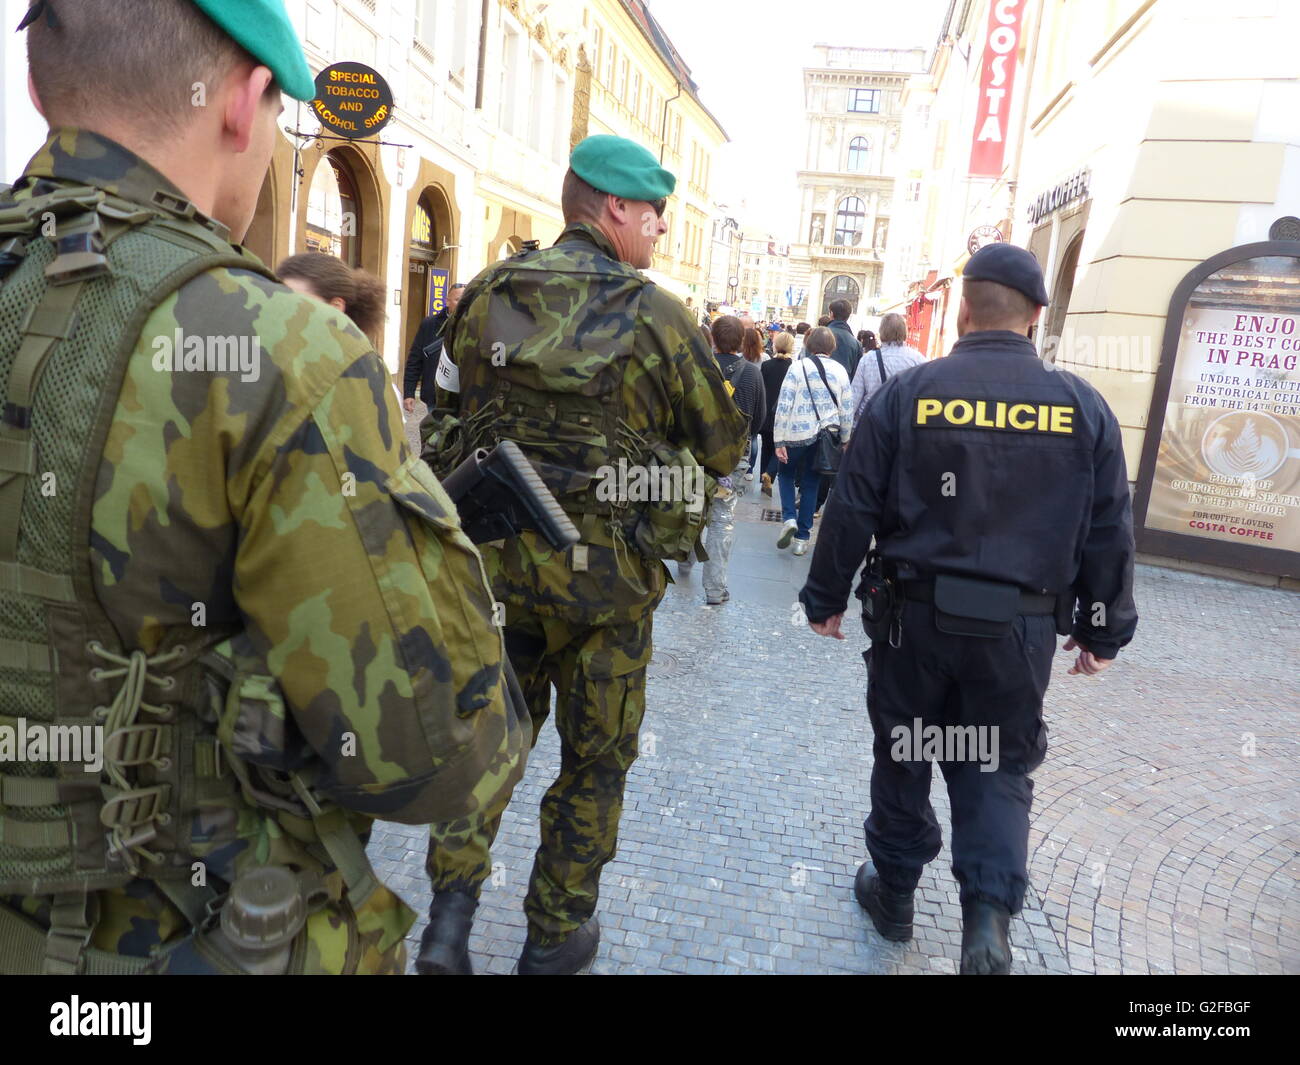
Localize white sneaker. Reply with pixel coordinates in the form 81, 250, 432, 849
792, 539, 810, 556
776, 519, 797, 549
744, 472, 755, 481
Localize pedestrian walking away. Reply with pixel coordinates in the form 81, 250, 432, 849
799, 243, 1138, 975
686, 316, 765, 604
772, 326, 852, 556
850, 312, 927, 429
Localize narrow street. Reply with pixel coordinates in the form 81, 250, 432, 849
370, 472, 1300, 975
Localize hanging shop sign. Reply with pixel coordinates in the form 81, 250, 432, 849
967, 225, 1005, 255
312, 62, 394, 140
1026, 167, 1091, 225
969, 0, 1027, 178
1134, 237, 1300, 576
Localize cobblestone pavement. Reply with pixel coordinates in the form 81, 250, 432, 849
374, 431, 1300, 974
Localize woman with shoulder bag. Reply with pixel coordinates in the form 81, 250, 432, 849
771, 326, 853, 555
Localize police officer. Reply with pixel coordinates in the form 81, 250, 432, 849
0, 0, 524, 973
418, 135, 747, 974
800, 243, 1138, 974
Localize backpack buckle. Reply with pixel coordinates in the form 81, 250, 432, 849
45, 215, 108, 285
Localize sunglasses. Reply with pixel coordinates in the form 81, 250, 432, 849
649, 198, 667, 218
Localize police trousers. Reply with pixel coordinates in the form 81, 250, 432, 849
427, 611, 650, 944
862, 600, 1054, 914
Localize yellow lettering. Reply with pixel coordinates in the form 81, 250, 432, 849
945, 399, 974, 425
1037, 405, 1050, 431
1008, 403, 1036, 430
916, 398, 943, 424
1050, 406, 1074, 434
994, 401, 1007, 428
974, 401, 996, 428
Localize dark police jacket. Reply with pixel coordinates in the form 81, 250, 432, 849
801, 330, 1138, 659
403, 309, 449, 403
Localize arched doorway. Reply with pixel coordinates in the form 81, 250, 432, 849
404, 193, 442, 358
822, 274, 860, 317
1043, 232, 1084, 358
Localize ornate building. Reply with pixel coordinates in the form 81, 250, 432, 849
788, 46, 926, 321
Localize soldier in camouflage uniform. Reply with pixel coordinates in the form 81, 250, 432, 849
0, 0, 525, 974
418, 135, 748, 974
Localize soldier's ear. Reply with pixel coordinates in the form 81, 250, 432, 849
222, 62, 275, 153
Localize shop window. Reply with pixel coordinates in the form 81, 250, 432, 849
306, 154, 360, 268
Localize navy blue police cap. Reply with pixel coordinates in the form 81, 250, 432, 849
964, 243, 1049, 307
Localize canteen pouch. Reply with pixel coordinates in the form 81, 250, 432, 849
629, 438, 717, 563
932, 574, 1019, 638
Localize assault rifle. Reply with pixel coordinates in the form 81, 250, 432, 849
441, 439, 579, 551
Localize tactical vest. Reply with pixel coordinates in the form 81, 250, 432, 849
447, 243, 712, 560
0, 183, 378, 973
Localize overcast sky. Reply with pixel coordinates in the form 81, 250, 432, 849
645, 0, 953, 239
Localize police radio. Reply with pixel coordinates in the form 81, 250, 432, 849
857, 550, 902, 647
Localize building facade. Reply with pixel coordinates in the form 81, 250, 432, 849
788, 45, 926, 323
4, 0, 724, 381
572, 0, 728, 310
889, 0, 1300, 581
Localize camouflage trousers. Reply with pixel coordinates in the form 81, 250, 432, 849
426, 610, 651, 944
696, 458, 750, 601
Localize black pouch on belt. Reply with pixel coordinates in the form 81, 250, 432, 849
933, 574, 1019, 638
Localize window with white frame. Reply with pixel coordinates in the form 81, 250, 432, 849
415, 0, 437, 51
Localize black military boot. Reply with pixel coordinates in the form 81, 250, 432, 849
517, 916, 600, 975
854, 862, 914, 942
960, 899, 1012, 974
415, 891, 478, 975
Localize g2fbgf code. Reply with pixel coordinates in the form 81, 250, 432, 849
1130, 1003, 1251, 1015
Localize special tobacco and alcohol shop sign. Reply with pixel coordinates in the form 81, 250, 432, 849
311, 62, 394, 140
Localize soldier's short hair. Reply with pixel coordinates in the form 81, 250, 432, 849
829, 299, 852, 321
26, 0, 269, 140
962, 279, 1037, 330
561, 169, 610, 225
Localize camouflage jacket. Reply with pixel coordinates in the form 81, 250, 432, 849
1, 131, 525, 955
431, 222, 747, 625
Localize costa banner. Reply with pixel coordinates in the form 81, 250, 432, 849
969, 0, 1027, 178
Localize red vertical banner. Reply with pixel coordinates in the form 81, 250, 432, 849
969, 0, 1028, 178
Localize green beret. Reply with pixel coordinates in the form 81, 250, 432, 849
192, 0, 316, 102
570, 134, 676, 202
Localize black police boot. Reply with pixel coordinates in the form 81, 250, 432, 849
517, 916, 600, 975
415, 891, 478, 975
854, 862, 914, 942
960, 899, 1012, 974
